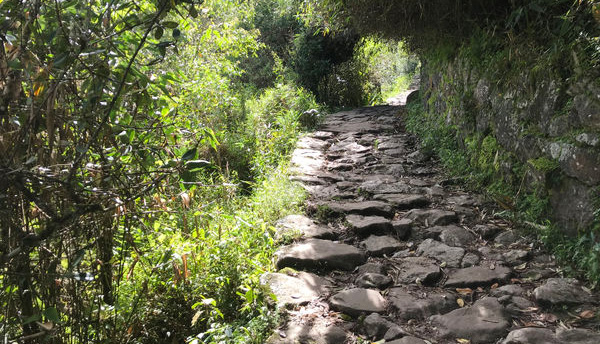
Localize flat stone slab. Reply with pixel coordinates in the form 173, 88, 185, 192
346, 214, 393, 235
267, 322, 347, 344
324, 201, 394, 217
417, 239, 465, 267
405, 209, 457, 225
502, 328, 558, 344
533, 278, 591, 307
392, 218, 413, 239
439, 225, 476, 247
276, 215, 336, 240
276, 239, 366, 271
502, 328, 600, 344
361, 235, 402, 256
329, 288, 386, 317
388, 288, 457, 320
431, 297, 510, 343
361, 181, 412, 194
356, 272, 393, 289
445, 265, 512, 288
556, 328, 600, 344
260, 272, 331, 307
296, 136, 329, 150
392, 256, 442, 285
373, 194, 431, 210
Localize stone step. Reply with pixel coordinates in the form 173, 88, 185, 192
322, 200, 395, 218
329, 288, 386, 317
431, 297, 510, 343
276, 239, 366, 271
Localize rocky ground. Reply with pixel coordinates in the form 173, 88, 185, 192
261, 102, 600, 344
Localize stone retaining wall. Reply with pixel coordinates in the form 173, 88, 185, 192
420, 59, 599, 235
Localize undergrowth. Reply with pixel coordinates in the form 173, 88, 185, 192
404, 100, 600, 285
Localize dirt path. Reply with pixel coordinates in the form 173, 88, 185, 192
261, 103, 600, 344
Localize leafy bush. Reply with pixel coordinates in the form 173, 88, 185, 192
245, 83, 321, 177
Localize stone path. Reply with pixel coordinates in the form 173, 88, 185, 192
262, 103, 600, 344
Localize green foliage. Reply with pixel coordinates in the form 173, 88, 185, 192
541, 224, 600, 285
405, 100, 550, 225
0, 0, 319, 342
245, 83, 321, 178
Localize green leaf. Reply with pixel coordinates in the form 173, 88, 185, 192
53, 53, 69, 68
181, 148, 197, 161
43, 307, 60, 322
154, 27, 164, 40
189, 5, 198, 18
162, 21, 178, 29
173, 28, 181, 39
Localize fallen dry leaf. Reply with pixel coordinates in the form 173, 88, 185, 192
457, 298, 465, 307
579, 310, 595, 319
456, 339, 471, 344
456, 288, 473, 295
490, 283, 499, 289
510, 278, 523, 284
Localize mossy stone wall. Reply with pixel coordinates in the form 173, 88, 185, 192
420, 58, 599, 235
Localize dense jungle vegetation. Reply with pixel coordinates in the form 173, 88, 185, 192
0, 0, 417, 342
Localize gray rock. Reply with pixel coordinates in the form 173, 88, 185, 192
393, 256, 442, 285
276, 215, 336, 240
260, 272, 331, 308
296, 136, 329, 150
422, 225, 445, 239
417, 239, 465, 267
267, 322, 347, 344
356, 273, 393, 289
447, 194, 478, 206
360, 181, 412, 195
373, 194, 431, 210
431, 297, 510, 343
384, 326, 407, 341
556, 328, 600, 344
361, 235, 402, 256
502, 328, 558, 344
325, 201, 395, 218
439, 225, 476, 247
329, 288, 386, 317
357, 262, 386, 275
461, 253, 481, 267
506, 296, 534, 313
533, 278, 591, 307
426, 185, 446, 197
494, 230, 521, 246
445, 265, 511, 288
502, 327, 600, 344
363, 313, 394, 339
346, 214, 393, 235
490, 284, 525, 297
388, 288, 457, 320
503, 249, 530, 266
406, 209, 458, 226
409, 178, 432, 187
276, 239, 366, 271
475, 224, 501, 240
392, 218, 413, 239
387, 336, 428, 344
